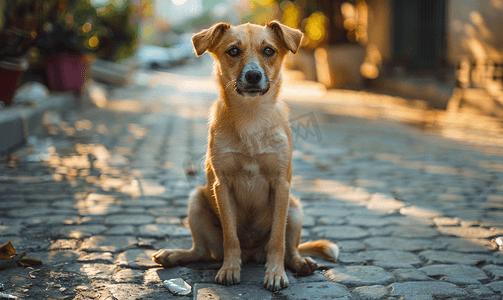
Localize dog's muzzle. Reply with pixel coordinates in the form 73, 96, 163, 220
236, 63, 269, 96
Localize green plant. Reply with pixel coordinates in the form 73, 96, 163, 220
94, 1, 138, 61
0, 0, 59, 60
37, 0, 105, 55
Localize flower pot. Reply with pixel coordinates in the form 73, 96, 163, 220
46, 52, 88, 91
0, 58, 29, 106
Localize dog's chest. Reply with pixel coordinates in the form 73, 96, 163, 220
214, 128, 289, 213
216, 127, 289, 177
238, 125, 289, 157
230, 152, 282, 186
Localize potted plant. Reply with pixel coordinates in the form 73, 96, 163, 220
0, 0, 58, 105
279, 0, 369, 89
94, 0, 138, 62
37, 0, 105, 92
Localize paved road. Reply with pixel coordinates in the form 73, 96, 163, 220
1, 56, 503, 299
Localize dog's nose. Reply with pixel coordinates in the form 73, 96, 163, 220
245, 70, 262, 84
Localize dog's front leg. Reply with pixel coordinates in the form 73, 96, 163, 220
213, 181, 242, 285
264, 179, 290, 291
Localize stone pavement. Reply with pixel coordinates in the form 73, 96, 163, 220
1, 57, 503, 299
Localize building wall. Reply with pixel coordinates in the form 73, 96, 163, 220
367, 0, 393, 61
446, 0, 503, 64
366, 0, 393, 62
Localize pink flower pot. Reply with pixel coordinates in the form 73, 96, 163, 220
46, 53, 87, 91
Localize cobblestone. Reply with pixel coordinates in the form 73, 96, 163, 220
77, 252, 114, 263
194, 283, 272, 300
1, 57, 503, 299
419, 250, 498, 265
364, 237, 435, 251
112, 268, 143, 283
80, 235, 138, 252
389, 281, 468, 297
483, 264, 503, 280
362, 250, 422, 269
425, 263, 486, 277
324, 266, 396, 287
351, 285, 390, 300
437, 237, 496, 253
278, 282, 351, 299
312, 225, 369, 240
419, 264, 488, 285
392, 268, 432, 282
486, 281, 503, 293
115, 249, 158, 269
104, 214, 156, 225
468, 284, 496, 297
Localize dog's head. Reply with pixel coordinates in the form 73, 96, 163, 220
192, 22, 303, 99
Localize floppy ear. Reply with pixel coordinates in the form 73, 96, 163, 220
266, 21, 304, 54
192, 22, 231, 56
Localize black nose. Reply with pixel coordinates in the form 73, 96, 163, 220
245, 70, 262, 84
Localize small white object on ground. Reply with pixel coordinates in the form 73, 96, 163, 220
163, 278, 191, 296
493, 236, 503, 250
0, 292, 19, 299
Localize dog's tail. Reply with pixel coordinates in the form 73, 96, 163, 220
298, 240, 340, 261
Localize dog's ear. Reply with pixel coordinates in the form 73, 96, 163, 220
266, 21, 304, 54
192, 23, 231, 56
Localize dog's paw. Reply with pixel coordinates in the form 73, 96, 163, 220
264, 264, 290, 292
151, 249, 179, 267
264, 268, 289, 291
291, 256, 317, 276
215, 265, 241, 286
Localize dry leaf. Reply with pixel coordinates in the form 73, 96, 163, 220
17, 252, 42, 268
0, 242, 17, 260
5, 156, 19, 168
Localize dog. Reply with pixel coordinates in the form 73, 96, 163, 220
152, 21, 339, 292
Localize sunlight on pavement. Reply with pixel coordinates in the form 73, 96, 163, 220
106, 99, 151, 113
145, 65, 503, 152
151, 71, 218, 93
39, 117, 167, 199
374, 153, 483, 178
75, 194, 119, 216
292, 177, 501, 252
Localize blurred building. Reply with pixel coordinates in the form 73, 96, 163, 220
290, 0, 502, 112
377, 0, 503, 112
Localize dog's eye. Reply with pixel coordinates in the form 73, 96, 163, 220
227, 47, 240, 57
263, 47, 275, 57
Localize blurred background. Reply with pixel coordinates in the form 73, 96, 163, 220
1, 0, 503, 120
3, 3, 503, 297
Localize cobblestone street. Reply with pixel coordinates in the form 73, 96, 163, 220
1, 56, 503, 299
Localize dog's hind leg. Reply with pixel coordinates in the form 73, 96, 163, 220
284, 196, 317, 276
152, 186, 224, 267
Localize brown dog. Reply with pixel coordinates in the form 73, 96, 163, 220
152, 21, 338, 291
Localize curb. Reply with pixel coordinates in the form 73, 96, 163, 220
0, 92, 77, 157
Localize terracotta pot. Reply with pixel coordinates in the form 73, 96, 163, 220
0, 58, 29, 106
46, 52, 88, 91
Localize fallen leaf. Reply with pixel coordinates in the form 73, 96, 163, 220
5, 156, 19, 168
17, 252, 43, 268
0, 242, 17, 260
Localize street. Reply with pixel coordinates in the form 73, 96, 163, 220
1, 54, 503, 299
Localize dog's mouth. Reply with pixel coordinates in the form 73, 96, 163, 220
236, 86, 269, 96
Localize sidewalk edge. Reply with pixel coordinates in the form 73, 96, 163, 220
0, 93, 76, 157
